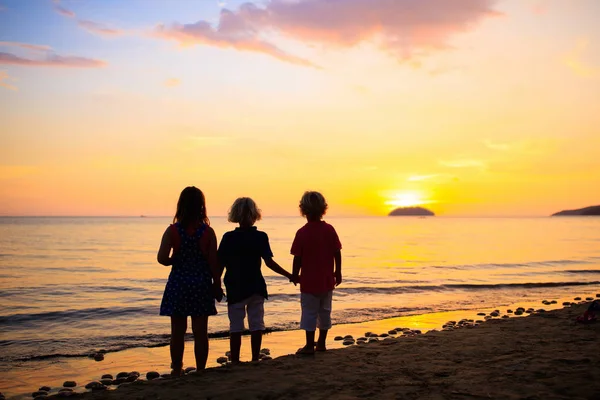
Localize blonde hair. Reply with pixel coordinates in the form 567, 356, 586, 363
228, 197, 262, 225
299, 191, 328, 219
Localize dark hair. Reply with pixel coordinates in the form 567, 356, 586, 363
173, 186, 210, 227
299, 191, 328, 219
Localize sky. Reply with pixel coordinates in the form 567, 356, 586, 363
1, 0, 599, 217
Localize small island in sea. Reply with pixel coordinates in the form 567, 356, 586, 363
551, 205, 600, 216
388, 206, 435, 216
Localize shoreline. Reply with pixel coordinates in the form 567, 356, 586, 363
4, 292, 599, 399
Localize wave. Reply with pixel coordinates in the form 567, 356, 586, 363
430, 259, 592, 270
563, 270, 600, 274
0, 306, 154, 327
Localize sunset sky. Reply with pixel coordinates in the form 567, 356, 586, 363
1, 0, 599, 217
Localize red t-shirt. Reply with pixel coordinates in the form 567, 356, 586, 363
290, 221, 342, 294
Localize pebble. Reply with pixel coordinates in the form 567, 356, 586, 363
334, 336, 344, 341
112, 378, 126, 385
99, 379, 112, 386
39, 386, 51, 392
484, 316, 492, 320
62, 381, 76, 388
476, 320, 484, 323
184, 367, 196, 374
413, 330, 422, 334
551, 300, 557, 304
98, 349, 107, 354
514, 311, 524, 316
357, 337, 367, 341
364, 332, 373, 337
596, 294, 600, 298
562, 302, 571, 306
388, 330, 397, 335
94, 353, 104, 361
379, 333, 389, 338
116, 372, 129, 379
502, 315, 509, 319
85, 381, 106, 390
507, 310, 513, 313
217, 356, 228, 364
586, 297, 593, 301
225, 351, 231, 357
343, 335, 353, 340
574, 297, 582, 301
146, 371, 160, 380
490, 312, 499, 317
261, 356, 272, 361
477, 313, 486, 316
32, 392, 48, 397
368, 338, 379, 343
126, 374, 138, 383
101, 374, 113, 380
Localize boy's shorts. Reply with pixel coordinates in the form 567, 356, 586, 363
228, 294, 265, 333
300, 290, 333, 331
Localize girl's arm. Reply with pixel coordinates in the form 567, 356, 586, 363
264, 258, 293, 281
202, 227, 221, 287
157, 227, 173, 266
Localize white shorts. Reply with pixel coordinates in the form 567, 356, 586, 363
300, 291, 333, 331
228, 294, 265, 333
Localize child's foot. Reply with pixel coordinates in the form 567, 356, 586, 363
315, 344, 327, 352
170, 369, 183, 377
296, 345, 315, 355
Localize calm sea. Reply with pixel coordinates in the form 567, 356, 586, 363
1, 216, 600, 372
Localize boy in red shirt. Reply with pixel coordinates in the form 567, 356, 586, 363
291, 191, 342, 355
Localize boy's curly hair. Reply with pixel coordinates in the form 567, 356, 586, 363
228, 197, 262, 225
299, 191, 328, 219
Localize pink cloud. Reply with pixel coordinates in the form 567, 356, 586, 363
0, 41, 51, 52
0, 70, 17, 91
54, 5, 75, 18
78, 20, 123, 36
154, 0, 500, 66
164, 78, 181, 87
0, 51, 106, 68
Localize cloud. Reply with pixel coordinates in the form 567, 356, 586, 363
164, 78, 180, 87
78, 20, 123, 36
439, 159, 486, 168
54, 5, 75, 18
154, 0, 500, 67
407, 174, 439, 182
0, 51, 106, 68
0, 41, 51, 52
0, 70, 17, 91
564, 38, 600, 78
483, 139, 510, 151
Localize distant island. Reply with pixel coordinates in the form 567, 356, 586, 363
388, 207, 435, 216
552, 205, 600, 216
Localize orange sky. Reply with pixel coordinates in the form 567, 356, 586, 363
1, 0, 599, 217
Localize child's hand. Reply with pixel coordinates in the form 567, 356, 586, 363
290, 273, 299, 286
335, 270, 342, 286
213, 285, 224, 302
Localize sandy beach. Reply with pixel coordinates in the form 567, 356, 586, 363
34, 300, 599, 400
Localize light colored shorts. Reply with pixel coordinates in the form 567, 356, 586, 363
300, 290, 333, 331
228, 294, 265, 333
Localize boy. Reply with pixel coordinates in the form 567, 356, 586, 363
291, 191, 342, 354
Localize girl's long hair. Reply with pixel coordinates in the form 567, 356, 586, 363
173, 186, 210, 227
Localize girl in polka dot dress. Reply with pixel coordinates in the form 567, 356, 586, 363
157, 186, 224, 375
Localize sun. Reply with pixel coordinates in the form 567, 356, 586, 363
386, 191, 424, 208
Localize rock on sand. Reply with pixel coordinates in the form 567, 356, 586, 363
62, 381, 76, 388
146, 371, 160, 380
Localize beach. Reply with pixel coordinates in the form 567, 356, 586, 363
34, 301, 598, 400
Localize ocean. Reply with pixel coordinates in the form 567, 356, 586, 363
1, 216, 600, 394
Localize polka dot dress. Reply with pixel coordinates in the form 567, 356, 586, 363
160, 223, 217, 317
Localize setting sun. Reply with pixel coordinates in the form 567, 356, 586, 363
386, 192, 427, 208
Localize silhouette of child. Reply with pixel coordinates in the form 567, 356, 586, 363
157, 186, 223, 375
217, 197, 294, 363
292, 191, 342, 355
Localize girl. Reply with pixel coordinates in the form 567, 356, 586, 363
217, 197, 294, 363
157, 186, 223, 375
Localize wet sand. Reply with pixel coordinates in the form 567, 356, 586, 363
33, 299, 600, 400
